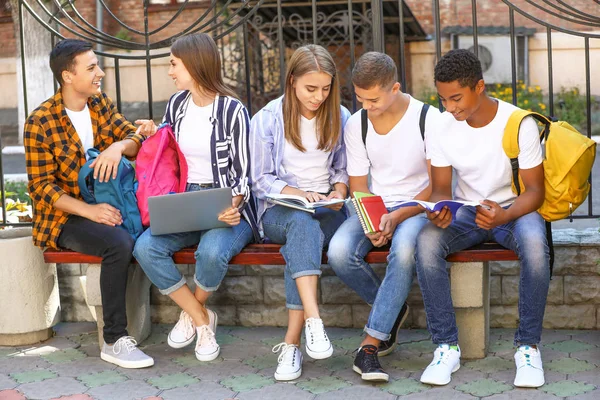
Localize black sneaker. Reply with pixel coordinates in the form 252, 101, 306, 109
353, 344, 389, 382
378, 302, 410, 357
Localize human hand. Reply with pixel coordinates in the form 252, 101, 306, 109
218, 206, 241, 226
303, 191, 327, 203
366, 231, 388, 247
425, 205, 452, 228
475, 200, 507, 230
89, 142, 124, 183
324, 190, 345, 211
83, 203, 122, 226
135, 119, 158, 138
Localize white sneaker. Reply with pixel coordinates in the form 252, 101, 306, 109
101, 336, 154, 369
514, 345, 545, 388
168, 311, 195, 348
167, 308, 218, 349
304, 317, 333, 359
195, 325, 220, 362
420, 344, 461, 386
272, 342, 302, 381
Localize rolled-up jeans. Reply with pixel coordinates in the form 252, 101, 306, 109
134, 184, 254, 294
327, 207, 428, 341
262, 204, 346, 310
415, 205, 550, 346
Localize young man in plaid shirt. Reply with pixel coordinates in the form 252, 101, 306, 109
24, 39, 154, 369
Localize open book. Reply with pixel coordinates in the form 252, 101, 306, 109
266, 193, 345, 214
396, 199, 480, 217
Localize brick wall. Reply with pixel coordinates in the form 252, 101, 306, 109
56, 229, 600, 331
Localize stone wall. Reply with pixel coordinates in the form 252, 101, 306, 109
56, 228, 600, 331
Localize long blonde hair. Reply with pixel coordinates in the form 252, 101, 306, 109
171, 33, 239, 99
283, 45, 341, 152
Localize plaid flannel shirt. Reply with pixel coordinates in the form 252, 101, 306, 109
24, 90, 144, 249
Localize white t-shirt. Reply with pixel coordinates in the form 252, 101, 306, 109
427, 99, 543, 206
178, 98, 215, 184
345, 95, 441, 207
282, 116, 331, 193
65, 104, 94, 159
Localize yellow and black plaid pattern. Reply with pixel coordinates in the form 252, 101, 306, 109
24, 90, 144, 249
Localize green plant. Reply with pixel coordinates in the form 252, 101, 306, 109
3, 180, 31, 205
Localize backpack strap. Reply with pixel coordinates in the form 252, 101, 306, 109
77, 148, 100, 205
419, 103, 430, 141
361, 108, 368, 146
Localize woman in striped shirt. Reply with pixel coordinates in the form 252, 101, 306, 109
133, 33, 258, 363
250, 44, 350, 381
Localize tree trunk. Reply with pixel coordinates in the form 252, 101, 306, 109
10, 0, 55, 145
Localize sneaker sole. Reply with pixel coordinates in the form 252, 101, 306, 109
274, 369, 302, 381
305, 344, 333, 360
195, 347, 220, 362
378, 304, 410, 358
167, 333, 196, 349
352, 365, 389, 382
514, 377, 545, 388
420, 363, 460, 386
100, 352, 154, 369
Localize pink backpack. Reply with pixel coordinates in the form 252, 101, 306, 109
136, 124, 188, 227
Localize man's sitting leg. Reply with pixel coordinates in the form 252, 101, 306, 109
57, 215, 154, 368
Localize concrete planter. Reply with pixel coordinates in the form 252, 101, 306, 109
0, 227, 60, 345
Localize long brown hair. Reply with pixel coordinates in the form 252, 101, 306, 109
171, 33, 238, 99
283, 45, 341, 152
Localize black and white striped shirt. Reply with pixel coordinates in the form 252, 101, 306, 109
163, 90, 260, 241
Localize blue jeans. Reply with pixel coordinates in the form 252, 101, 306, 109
415, 206, 550, 347
327, 209, 428, 341
134, 184, 254, 294
262, 205, 346, 310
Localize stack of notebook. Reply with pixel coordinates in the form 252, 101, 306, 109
351, 192, 388, 234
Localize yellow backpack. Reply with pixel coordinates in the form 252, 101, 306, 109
502, 110, 596, 222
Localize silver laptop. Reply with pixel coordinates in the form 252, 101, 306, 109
148, 188, 231, 235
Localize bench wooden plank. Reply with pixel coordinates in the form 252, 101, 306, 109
43, 243, 518, 265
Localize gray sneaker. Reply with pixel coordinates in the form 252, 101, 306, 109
101, 336, 154, 369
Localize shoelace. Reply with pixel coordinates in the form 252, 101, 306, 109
113, 336, 138, 355
432, 346, 454, 366
174, 311, 194, 339
196, 325, 217, 349
272, 342, 297, 365
306, 318, 328, 345
517, 346, 538, 368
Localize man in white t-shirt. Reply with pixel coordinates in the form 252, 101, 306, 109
327, 52, 440, 382
416, 49, 549, 388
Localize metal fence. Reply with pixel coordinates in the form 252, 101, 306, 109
1, 0, 599, 227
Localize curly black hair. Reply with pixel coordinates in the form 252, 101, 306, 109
434, 49, 483, 88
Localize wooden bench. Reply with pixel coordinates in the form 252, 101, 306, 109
44, 243, 518, 359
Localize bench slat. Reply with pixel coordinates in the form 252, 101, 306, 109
44, 243, 518, 265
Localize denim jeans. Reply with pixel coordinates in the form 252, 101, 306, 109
415, 206, 550, 346
327, 208, 428, 341
133, 185, 254, 294
262, 205, 346, 310
58, 215, 134, 344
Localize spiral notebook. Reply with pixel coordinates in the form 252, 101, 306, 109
351, 192, 388, 234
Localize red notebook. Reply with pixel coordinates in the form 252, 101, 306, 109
360, 195, 388, 233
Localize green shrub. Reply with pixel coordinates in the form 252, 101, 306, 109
3, 180, 30, 205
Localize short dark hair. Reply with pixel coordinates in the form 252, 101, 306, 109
434, 49, 483, 88
49, 39, 93, 85
352, 51, 398, 90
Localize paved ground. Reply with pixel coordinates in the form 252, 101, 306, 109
0, 323, 598, 400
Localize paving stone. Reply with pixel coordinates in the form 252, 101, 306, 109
20, 337, 81, 356
0, 356, 52, 374
310, 354, 354, 372
454, 378, 512, 397
77, 370, 127, 388
546, 340, 597, 353
0, 374, 17, 390
387, 355, 431, 372
86, 380, 159, 400
244, 354, 276, 370
147, 372, 199, 390
317, 385, 397, 399
568, 388, 600, 400
41, 348, 87, 364
332, 336, 362, 352
184, 359, 258, 382
10, 369, 57, 384
486, 390, 562, 400
463, 356, 514, 373
54, 322, 97, 337
399, 387, 478, 399
161, 381, 235, 400
0, 389, 26, 400
292, 360, 337, 380
569, 348, 600, 365
381, 377, 429, 396
540, 380, 597, 397
49, 357, 116, 378
296, 376, 351, 394
220, 373, 275, 392
236, 382, 314, 400
18, 377, 89, 400
400, 340, 437, 354
546, 358, 597, 373
238, 305, 288, 326
52, 395, 96, 400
